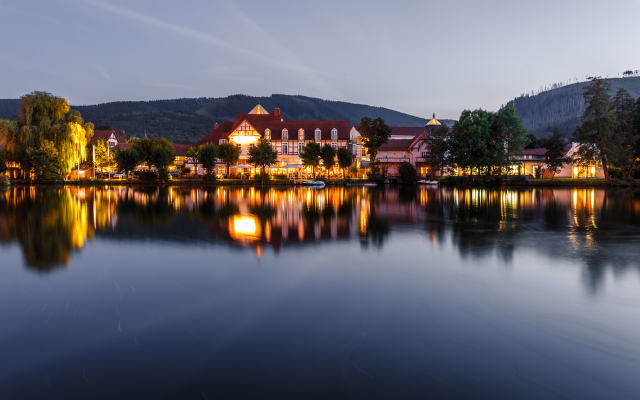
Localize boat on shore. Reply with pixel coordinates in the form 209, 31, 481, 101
302, 180, 325, 187
418, 180, 439, 185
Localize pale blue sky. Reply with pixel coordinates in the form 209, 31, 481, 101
1, 0, 639, 119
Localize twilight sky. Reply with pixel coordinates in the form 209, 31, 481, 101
1, 0, 639, 119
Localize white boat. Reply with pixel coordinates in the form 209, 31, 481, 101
418, 180, 439, 185
302, 180, 325, 187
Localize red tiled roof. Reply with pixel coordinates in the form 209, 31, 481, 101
173, 144, 192, 157
196, 114, 351, 145
379, 139, 416, 152
90, 129, 126, 145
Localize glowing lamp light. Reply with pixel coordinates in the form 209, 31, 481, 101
590, 166, 595, 175
232, 135, 259, 144
573, 167, 578, 177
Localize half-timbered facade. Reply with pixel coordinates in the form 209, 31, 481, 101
195, 105, 351, 166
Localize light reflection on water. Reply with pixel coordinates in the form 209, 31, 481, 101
1, 185, 640, 399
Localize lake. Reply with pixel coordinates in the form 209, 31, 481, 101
1, 185, 639, 399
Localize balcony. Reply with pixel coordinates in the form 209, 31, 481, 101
378, 158, 410, 163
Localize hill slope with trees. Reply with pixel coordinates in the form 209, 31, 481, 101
1, 95, 453, 144
509, 76, 640, 136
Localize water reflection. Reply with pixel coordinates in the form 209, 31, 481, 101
1, 185, 640, 291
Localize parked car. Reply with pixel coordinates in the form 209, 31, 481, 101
112, 172, 126, 179
169, 170, 180, 177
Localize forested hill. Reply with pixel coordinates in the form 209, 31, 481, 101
0, 95, 452, 144
509, 76, 640, 137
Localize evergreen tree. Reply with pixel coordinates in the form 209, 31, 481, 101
217, 142, 241, 176
544, 127, 569, 181
299, 142, 322, 178
573, 77, 618, 182
248, 140, 277, 175
611, 88, 638, 179
337, 147, 353, 179
320, 144, 336, 177
424, 124, 450, 178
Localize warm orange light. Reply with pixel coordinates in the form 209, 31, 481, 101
229, 215, 261, 242
231, 135, 259, 144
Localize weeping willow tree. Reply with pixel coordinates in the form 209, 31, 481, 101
0, 91, 94, 178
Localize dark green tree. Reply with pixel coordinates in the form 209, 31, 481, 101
27, 140, 60, 180
629, 97, 640, 179
398, 162, 418, 184
248, 140, 278, 175
573, 77, 619, 182
449, 109, 495, 175
299, 142, 322, 178
337, 147, 353, 179
525, 133, 546, 149
217, 142, 241, 176
115, 148, 140, 179
150, 146, 175, 180
359, 116, 392, 176
424, 124, 450, 178
611, 88, 638, 179
544, 127, 570, 181
492, 104, 529, 173
129, 137, 174, 167
186, 146, 200, 175
320, 144, 336, 177
197, 144, 218, 176
0, 152, 7, 175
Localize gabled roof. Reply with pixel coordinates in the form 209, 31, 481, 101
195, 122, 234, 147
249, 104, 269, 115
90, 129, 126, 145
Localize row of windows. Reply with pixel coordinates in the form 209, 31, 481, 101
266, 128, 338, 141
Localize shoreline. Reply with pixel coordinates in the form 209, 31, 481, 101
2, 178, 639, 188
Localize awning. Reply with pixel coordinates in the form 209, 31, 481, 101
360, 161, 370, 168
281, 164, 304, 169
230, 164, 255, 169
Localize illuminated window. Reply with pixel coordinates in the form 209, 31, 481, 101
282, 129, 288, 140
331, 128, 338, 140
298, 142, 304, 154
315, 129, 321, 141
265, 129, 271, 140
298, 129, 305, 140
219, 139, 227, 145
282, 143, 288, 154
331, 143, 337, 150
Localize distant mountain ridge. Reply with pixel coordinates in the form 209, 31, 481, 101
0, 95, 453, 144
509, 76, 640, 137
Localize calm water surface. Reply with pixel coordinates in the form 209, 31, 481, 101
1, 185, 640, 399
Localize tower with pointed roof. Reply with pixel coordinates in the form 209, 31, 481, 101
426, 113, 441, 127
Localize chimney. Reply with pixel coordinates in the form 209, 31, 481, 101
214, 123, 219, 129
274, 108, 281, 117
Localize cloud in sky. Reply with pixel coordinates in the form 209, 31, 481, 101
79, 0, 340, 99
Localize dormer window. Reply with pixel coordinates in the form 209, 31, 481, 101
298, 129, 304, 140
331, 128, 338, 140
282, 129, 288, 140
219, 139, 227, 145
315, 129, 322, 141
265, 129, 271, 140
